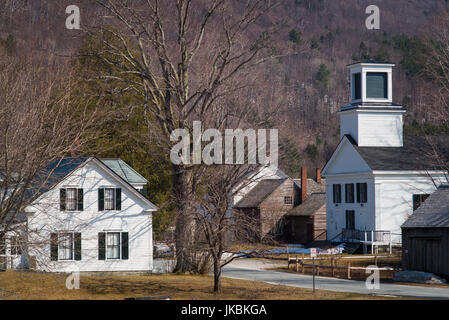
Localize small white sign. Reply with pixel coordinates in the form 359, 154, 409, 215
310, 248, 317, 258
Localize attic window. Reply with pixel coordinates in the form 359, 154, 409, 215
366, 72, 387, 99
284, 196, 293, 205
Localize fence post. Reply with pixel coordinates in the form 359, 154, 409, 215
347, 262, 351, 279
374, 255, 378, 266
287, 245, 289, 261
331, 257, 335, 277
317, 265, 320, 276
295, 255, 298, 272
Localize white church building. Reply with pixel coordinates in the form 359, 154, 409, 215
322, 61, 448, 251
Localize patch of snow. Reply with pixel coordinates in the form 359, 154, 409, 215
393, 270, 447, 284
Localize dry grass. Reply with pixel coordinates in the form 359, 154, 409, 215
0, 270, 395, 300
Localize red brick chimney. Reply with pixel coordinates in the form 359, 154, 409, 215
316, 168, 322, 183
301, 167, 307, 202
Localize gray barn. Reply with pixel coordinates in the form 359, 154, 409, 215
402, 185, 449, 279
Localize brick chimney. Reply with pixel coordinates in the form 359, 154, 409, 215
301, 167, 307, 203
316, 168, 322, 183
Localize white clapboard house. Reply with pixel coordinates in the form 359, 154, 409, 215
1, 157, 157, 273
322, 61, 449, 252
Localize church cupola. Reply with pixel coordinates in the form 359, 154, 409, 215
340, 60, 406, 147
349, 60, 394, 104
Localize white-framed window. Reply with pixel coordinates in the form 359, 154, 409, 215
58, 233, 74, 260
99, 188, 121, 211
66, 188, 77, 211
104, 188, 115, 210
10, 236, 22, 256
98, 231, 128, 260
106, 232, 120, 259
60, 188, 83, 211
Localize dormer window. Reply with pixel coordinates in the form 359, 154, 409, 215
366, 72, 387, 99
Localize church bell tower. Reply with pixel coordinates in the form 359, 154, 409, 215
339, 61, 405, 147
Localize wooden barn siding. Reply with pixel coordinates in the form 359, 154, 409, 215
259, 180, 298, 237
313, 205, 327, 239
402, 228, 449, 279
285, 205, 327, 243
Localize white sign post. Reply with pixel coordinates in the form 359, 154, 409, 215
310, 248, 317, 293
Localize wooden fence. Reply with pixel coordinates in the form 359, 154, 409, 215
287, 254, 400, 280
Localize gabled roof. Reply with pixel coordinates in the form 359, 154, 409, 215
324, 134, 449, 174
292, 179, 326, 195
100, 159, 148, 184
27, 157, 90, 202
351, 135, 449, 171
286, 192, 326, 217
234, 179, 286, 209
402, 185, 449, 228
28, 157, 157, 211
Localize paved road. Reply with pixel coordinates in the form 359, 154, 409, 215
222, 260, 449, 299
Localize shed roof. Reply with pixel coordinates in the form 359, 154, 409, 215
286, 192, 326, 217
402, 185, 449, 228
234, 179, 286, 209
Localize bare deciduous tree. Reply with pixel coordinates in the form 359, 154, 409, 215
0, 53, 103, 266
83, 0, 282, 272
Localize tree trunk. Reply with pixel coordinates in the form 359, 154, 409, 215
213, 257, 222, 292
173, 163, 196, 272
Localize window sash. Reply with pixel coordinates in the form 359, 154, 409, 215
58, 233, 73, 260
366, 72, 387, 99
66, 188, 77, 211
333, 184, 341, 203
353, 73, 361, 100
284, 196, 293, 205
345, 184, 354, 203
10, 236, 22, 256
106, 232, 120, 259
104, 188, 115, 210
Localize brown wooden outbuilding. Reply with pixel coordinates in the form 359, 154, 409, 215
401, 185, 449, 279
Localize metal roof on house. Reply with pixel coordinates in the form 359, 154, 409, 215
402, 185, 449, 228
347, 135, 449, 171
28, 157, 90, 201
286, 192, 326, 217
100, 158, 148, 184
234, 179, 286, 209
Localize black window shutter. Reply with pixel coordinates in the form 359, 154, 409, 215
337, 185, 341, 203
121, 232, 129, 260
98, 188, 104, 211
77, 189, 84, 211
60, 189, 66, 211
50, 233, 58, 261
115, 188, 122, 210
74, 233, 82, 260
98, 232, 105, 260
356, 183, 361, 203
362, 183, 368, 203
